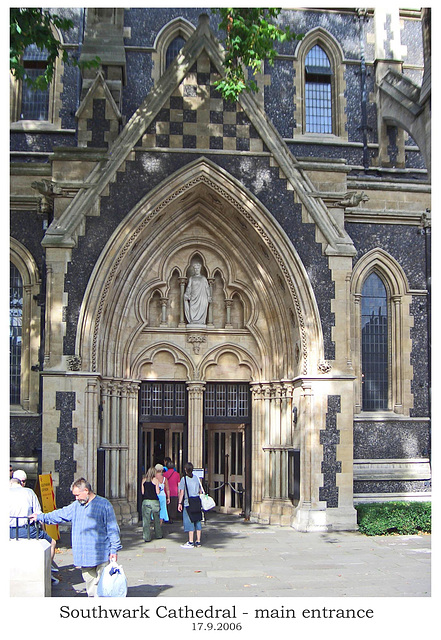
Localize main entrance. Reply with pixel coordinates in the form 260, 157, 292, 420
138, 380, 251, 516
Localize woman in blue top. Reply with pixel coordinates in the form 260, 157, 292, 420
177, 462, 203, 548
154, 463, 170, 523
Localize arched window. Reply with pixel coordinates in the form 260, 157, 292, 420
20, 44, 50, 120
165, 35, 186, 69
151, 18, 195, 84
351, 249, 415, 416
361, 273, 388, 410
10, 36, 64, 127
10, 239, 41, 413
293, 28, 347, 139
10, 263, 23, 404
305, 45, 332, 134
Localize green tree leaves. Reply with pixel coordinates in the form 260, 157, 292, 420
10, 8, 99, 90
214, 8, 302, 101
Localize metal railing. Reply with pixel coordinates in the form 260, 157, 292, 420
10, 517, 42, 540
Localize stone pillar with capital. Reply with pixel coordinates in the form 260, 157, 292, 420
160, 297, 169, 327
178, 277, 187, 326
99, 378, 139, 524
225, 298, 233, 329
187, 381, 205, 468
207, 278, 215, 326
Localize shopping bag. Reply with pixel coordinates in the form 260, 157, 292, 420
97, 560, 128, 597
200, 493, 216, 511
198, 477, 215, 510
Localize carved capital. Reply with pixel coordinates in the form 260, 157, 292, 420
67, 355, 82, 371
318, 360, 332, 374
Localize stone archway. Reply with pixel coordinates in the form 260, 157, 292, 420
76, 158, 324, 523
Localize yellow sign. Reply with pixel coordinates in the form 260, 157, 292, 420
37, 474, 60, 541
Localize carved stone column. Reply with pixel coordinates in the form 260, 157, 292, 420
207, 278, 215, 327
250, 383, 264, 507
262, 384, 271, 499
126, 382, 140, 509
291, 382, 328, 532
178, 277, 187, 326
99, 378, 139, 523
187, 381, 205, 468
160, 297, 168, 327
85, 377, 100, 484
225, 298, 233, 329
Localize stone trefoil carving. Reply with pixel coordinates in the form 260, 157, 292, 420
187, 334, 207, 354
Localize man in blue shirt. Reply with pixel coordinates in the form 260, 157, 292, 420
30, 477, 121, 597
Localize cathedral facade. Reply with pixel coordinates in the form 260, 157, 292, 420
10, 8, 431, 530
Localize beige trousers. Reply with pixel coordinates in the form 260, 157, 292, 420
81, 562, 108, 597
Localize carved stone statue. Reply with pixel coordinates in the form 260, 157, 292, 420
337, 191, 369, 208
184, 262, 211, 326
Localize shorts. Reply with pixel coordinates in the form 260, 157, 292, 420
182, 505, 202, 532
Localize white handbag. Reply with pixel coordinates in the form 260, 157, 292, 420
198, 477, 216, 511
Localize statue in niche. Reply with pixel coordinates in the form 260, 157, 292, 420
184, 262, 211, 326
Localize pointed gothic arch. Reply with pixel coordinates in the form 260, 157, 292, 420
351, 248, 414, 414
77, 158, 324, 380
10, 238, 41, 412
151, 17, 196, 83
293, 27, 347, 139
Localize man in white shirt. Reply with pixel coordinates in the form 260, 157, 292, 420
9, 473, 57, 563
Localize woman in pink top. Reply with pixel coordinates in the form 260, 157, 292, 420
163, 458, 181, 522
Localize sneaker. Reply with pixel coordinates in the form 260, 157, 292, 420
181, 541, 194, 548
194, 541, 201, 547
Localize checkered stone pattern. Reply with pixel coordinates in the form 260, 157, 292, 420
141, 52, 266, 152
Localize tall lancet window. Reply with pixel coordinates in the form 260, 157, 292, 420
305, 45, 332, 134
10, 263, 23, 404
361, 273, 388, 411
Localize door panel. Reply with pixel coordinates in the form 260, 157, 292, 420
140, 424, 183, 473
207, 424, 245, 513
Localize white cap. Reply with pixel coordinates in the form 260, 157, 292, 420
12, 469, 27, 482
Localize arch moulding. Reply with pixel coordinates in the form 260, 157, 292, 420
77, 158, 324, 381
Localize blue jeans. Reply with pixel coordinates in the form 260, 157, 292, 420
10, 523, 52, 543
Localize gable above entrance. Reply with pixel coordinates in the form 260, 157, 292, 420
42, 14, 355, 259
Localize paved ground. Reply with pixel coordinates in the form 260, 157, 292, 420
50, 511, 431, 598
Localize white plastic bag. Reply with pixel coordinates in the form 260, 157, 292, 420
197, 478, 215, 511
200, 493, 216, 511
97, 560, 128, 597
